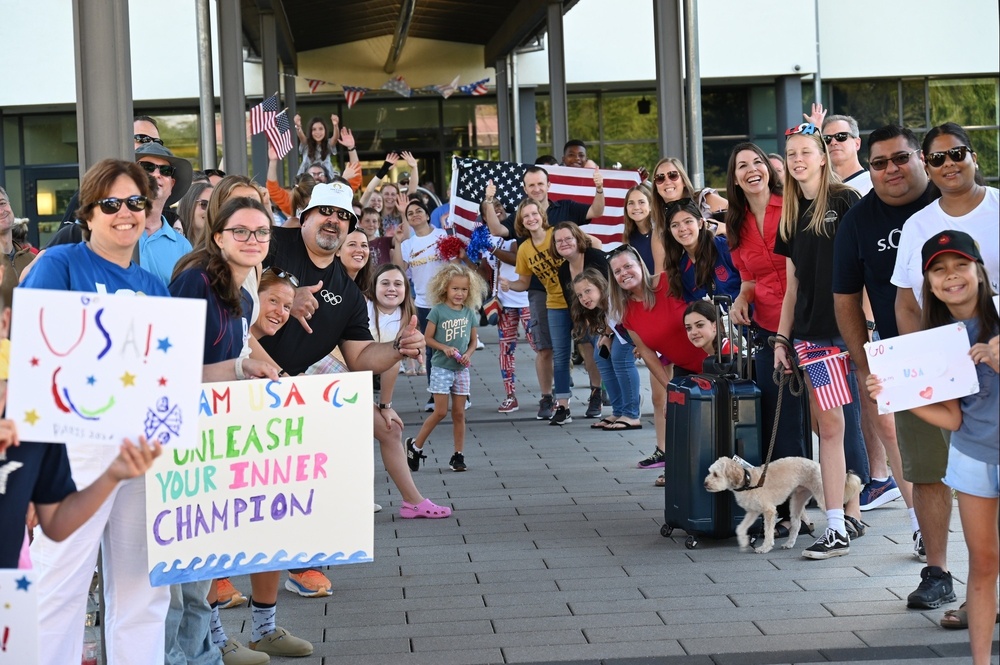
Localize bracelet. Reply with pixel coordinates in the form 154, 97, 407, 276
345, 146, 356, 151
595, 187, 604, 194
484, 197, 495, 204
234, 356, 246, 381
376, 160, 392, 180
392, 336, 403, 354
772, 333, 793, 349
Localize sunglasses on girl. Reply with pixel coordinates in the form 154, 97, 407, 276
605, 244, 639, 261
925, 146, 973, 168
823, 132, 854, 144
138, 161, 176, 178
90, 196, 149, 214
195, 199, 210, 210
204, 169, 226, 178
133, 134, 163, 145
264, 266, 300, 287
868, 149, 920, 171
653, 171, 681, 184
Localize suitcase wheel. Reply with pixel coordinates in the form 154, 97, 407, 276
660, 525, 673, 538
685, 535, 698, 549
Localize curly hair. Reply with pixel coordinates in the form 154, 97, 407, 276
426, 263, 487, 312
570, 269, 610, 339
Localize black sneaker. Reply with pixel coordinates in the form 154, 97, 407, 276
802, 528, 850, 559
636, 448, 666, 469
536, 394, 554, 420
907, 566, 956, 609
913, 531, 926, 562
585, 387, 602, 419
449, 452, 467, 472
549, 405, 572, 426
405, 437, 426, 472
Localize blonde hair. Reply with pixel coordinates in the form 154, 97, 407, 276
426, 263, 487, 312
779, 132, 854, 241
606, 245, 656, 321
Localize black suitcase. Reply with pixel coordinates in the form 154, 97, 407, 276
660, 297, 763, 549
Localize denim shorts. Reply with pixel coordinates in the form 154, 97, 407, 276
943, 445, 1000, 499
428, 365, 471, 396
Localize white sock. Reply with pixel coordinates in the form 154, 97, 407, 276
909, 508, 920, 533
210, 603, 227, 648
872, 476, 889, 483
250, 600, 276, 643
826, 508, 846, 536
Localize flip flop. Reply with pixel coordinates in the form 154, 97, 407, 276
654, 474, 665, 487
604, 421, 643, 430
940, 602, 1000, 630
591, 418, 616, 430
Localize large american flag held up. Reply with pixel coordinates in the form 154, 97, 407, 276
250, 93, 279, 135
266, 110, 294, 159
795, 341, 853, 411
448, 157, 641, 249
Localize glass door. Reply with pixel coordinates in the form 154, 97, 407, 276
24, 166, 79, 248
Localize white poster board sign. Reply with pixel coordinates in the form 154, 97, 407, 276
0, 570, 38, 663
146, 373, 374, 586
7, 289, 205, 447
865, 322, 979, 415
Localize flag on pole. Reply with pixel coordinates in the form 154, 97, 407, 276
306, 79, 325, 94
266, 110, 294, 158
381, 76, 411, 98
343, 85, 369, 108
458, 78, 489, 96
448, 157, 641, 247
794, 341, 853, 411
250, 93, 279, 135
434, 75, 461, 99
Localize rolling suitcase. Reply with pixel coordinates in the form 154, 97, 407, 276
660, 296, 763, 549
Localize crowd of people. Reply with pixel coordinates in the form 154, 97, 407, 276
0, 106, 996, 665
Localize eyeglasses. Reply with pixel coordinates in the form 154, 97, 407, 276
195, 199, 210, 210
869, 149, 921, 171
925, 146, 973, 168
134, 134, 163, 145
89, 196, 149, 214
204, 169, 226, 178
222, 227, 272, 242
653, 170, 681, 184
554, 237, 576, 245
138, 161, 176, 178
785, 123, 820, 136
264, 266, 299, 287
823, 132, 856, 145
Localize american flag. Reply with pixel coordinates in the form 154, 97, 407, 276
306, 79, 325, 94
448, 157, 641, 248
343, 85, 368, 108
434, 75, 461, 99
459, 78, 489, 96
795, 341, 853, 411
250, 93, 279, 135
266, 110, 294, 159
381, 76, 411, 98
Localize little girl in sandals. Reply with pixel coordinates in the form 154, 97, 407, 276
868, 230, 998, 665
570, 268, 642, 431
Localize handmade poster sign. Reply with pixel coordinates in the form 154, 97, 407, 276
145, 373, 374, 586
0, 570, 38, 663
865, 322, 980, 415
7, 289, 205, 447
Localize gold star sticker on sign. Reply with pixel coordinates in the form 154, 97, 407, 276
120, 371, 136, 387
24, 410, 40, 425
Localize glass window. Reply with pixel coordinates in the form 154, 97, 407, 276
603, 143, 659, 174
3, 169, 23, 214
601, 93, 658, 142
4, 118, 20, 166
567, 94, 598, 144
902, 79, 926, 129
23, 115, 77, 165
535, 95, 551, 146
929, 78, 999, 127
153, 114, 201, 168
968, 129, 998, 183
703, 138, 744, 190
829, 81, 898, 130
702, 89, 749, 137
749, 87, 777, 138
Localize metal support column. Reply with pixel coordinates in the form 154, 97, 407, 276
653, 0, 685, 161
682, 0, 703, 188
253, 12, 279, 185
775, 75, 803, 153
511, 53, 522, 161
496, 57, 511, 162
72, 0, 134, 173
195, 0, 216, 169
519, 88, 538, 165
546, 0, 568, 157
284, 68, 298, 182
217, 0, 247, 175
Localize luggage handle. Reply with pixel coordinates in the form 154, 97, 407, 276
710, 295, 742, 378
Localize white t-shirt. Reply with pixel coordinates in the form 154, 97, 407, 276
844, 170, 873, 197
488, 238, 529, 309
891, 187, 999, 306
366, 299, 402, 343
400, 228, 447, 308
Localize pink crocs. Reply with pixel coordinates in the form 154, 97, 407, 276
399, 499, 453, 519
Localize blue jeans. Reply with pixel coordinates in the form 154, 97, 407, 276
593, 334, 641, 418
548, 308, 572, 400
164, 580, 220, 665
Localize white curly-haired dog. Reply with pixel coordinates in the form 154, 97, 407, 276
703, 456, 863, 554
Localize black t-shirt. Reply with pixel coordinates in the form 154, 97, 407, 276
0, 442, 76, 568
557, 247, 610, 308
260, 227, 373, 375
832, 185, 938, 339
774, 189, 860, 340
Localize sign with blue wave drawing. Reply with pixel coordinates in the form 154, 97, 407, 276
144, 373, 374, 586
7, 289, 205, 448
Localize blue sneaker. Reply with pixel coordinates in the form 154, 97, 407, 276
859, 477, 902, 511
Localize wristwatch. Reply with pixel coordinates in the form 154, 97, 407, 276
378, 402, 392, 410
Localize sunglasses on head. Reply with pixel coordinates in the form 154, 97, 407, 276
204, 169, 226, 178
665, 197, 695, 216
138, 161, 176, 178
653, 170, 681, 184
605, 244, 639, 261
90, 195, 149, 215
868, 149, 920, 172
785, 123, 820, 137
316, 206, 353, 221
264, 266, 300, 288
925, 145, 973, 168
134, 134, 163, 145
823, 132, 854, 144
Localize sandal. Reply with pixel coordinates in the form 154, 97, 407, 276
591, 418, 616, 430
399, 499, 452, 519
845, 515, 867, 539
604, 420, 643, 431
940, 602, 1000, 630
654, 474, 665, 487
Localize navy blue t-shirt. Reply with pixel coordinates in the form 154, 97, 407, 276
169, 268, 252, 364
680, 235, 742, 302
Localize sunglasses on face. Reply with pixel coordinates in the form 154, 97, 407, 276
134, 134, 163, 145
785, 123, 820, 136
314, 206, 353, 221
195, 199, 210, 210
868, 149, 920, 171
222, 227, 271, 242
204, 169, 226, 178
90, 195, 149, 215
138, 161, 176, 178
654, 170, 681, 184
823, 132, 854, 144
925, 146, 973, 168
264, 266, 300, 288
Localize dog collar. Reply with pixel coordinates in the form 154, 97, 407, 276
733, 468, 754, 492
